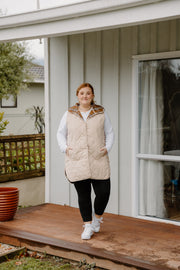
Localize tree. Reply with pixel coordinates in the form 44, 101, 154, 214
0, 42, 33, 100
0, 112, 9, 134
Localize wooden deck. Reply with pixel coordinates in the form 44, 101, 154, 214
0, 203, 179, 270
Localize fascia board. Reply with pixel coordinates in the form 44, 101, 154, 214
0, 0, 162, 29
0, 0, 180, 42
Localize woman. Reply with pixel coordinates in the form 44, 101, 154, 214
57, 83, 114, 240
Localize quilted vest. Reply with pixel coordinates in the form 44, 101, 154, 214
65, 104, 110, 182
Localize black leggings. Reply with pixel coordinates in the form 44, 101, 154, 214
74, 178, 110, 222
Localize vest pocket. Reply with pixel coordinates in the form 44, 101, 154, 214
92, 148, 107, 160
68, 148, 82, 160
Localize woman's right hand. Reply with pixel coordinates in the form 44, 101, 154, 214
66, 146, 73, 156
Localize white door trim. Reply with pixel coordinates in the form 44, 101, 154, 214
132, 50, 180, 225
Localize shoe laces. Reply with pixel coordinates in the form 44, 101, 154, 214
94, 216, 103, 225
83, 223, 92, 231
98, 217, 103, 223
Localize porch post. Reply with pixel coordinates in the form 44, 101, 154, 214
44, 38, 50, 203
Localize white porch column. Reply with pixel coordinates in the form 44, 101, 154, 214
47, 36, 70, 205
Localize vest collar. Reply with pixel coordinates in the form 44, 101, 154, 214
68, 103, 104, 119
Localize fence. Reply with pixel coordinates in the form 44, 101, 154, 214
0, 134, 45, 182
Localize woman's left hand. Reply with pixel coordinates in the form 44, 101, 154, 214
100, 147, 107, 155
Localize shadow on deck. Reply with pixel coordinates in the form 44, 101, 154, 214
0, 203, 179, 270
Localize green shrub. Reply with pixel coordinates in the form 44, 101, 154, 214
0, 112, 9, 135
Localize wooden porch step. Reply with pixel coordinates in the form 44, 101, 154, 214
0, 203, 179, 270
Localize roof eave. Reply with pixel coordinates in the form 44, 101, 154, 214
0, 0, 179, 42
0, 0, 162, 29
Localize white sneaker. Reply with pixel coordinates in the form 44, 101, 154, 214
81, 224, 94, 240
91, 216, 103, 232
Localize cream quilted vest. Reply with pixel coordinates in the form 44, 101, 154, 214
65, 104, 110, 182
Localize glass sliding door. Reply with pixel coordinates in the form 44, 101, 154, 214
138, 58, 180, 222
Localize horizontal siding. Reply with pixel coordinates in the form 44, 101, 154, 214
49, 18, 180, 216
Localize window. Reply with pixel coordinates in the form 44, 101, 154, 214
1, 95, 17, 108
137, 58, 180, 222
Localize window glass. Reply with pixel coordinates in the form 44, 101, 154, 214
139, 159, 180, 221
138, 59, 180, 156
1, 95, 17, 108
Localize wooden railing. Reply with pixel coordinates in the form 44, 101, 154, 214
0, 134, 45, 182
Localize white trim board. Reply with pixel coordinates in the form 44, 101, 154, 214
133, 50, 180, 61
44, 38, 50, 203
131, 58, 139, 217
0, 0, 180, 42
137, 215, 180, 226
137, 154, 180, 163
0, 0, 161, 27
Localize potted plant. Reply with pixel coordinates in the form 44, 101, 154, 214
0, 187, 19, 221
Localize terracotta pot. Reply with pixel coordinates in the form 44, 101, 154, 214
0, 187, 19, 221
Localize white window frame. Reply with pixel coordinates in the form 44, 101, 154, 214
132, 50, 180, 226
1, 95, 17, 108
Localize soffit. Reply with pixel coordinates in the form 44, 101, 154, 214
0, 0, 179, 41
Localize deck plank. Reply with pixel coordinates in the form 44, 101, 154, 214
0, 203, 179, 270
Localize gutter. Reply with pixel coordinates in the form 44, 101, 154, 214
0, 0, 164, 30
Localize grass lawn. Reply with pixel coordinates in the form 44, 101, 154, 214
0, 249, 105, 270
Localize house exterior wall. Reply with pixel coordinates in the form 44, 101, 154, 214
49, 19, 180, 216
2, 83, 44, 135
0, 177, 45, 206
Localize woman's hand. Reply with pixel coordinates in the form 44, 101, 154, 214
100, 147, 107, 155
66, 146, 73, 156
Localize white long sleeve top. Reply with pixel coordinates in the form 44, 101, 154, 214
57, 108, 114, 153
